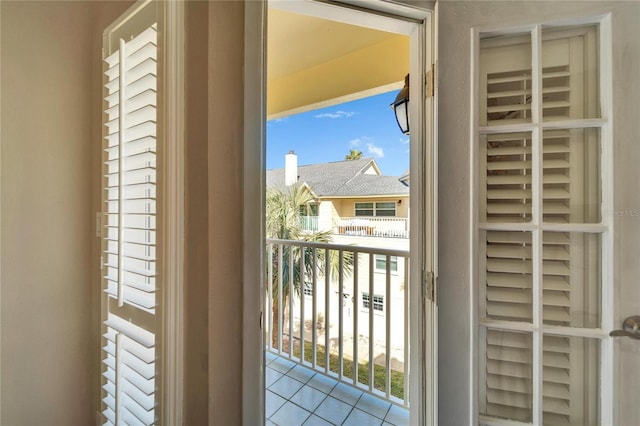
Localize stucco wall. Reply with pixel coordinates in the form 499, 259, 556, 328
437, 1, 640, 424
0, 1, 94, 423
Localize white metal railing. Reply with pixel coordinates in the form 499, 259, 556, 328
336, 217, 409, 238
299, 215, 319, 232
266, 238, 410, 407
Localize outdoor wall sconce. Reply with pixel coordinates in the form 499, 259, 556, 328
390, 74, 410, 135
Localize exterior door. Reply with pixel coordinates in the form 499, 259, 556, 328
436, 1, 640, 425
250, 1, 438, 425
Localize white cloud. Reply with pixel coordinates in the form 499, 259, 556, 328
267, 117, 288, 125
349, 138, 362, 147
366, 143, 384, 158
315, 110, 355, 119
400, 137, 410, 145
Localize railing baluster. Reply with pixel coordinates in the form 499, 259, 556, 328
267, 244, 273, 352
404, 254, 410, 406
385, 254, 391, 399
312, 247, 317, 368
300, 246, 305, 364
368, 252, 374, 393
289, 245, 294, 359
338, 250, 344, 379
353, 252, 359, 387
278, 245, 283, 354
324, 247, 330, 374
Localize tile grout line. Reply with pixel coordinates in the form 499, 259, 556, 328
268, 356, 407, 425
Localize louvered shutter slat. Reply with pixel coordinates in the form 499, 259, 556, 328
543, 396, 571, 416
487, 273, 531, 289
487, 288, 532, 305
487, 258, 532, 275
121, 401, 151, 426
487, 245, 531, 259
487, 174, 531, 185
486, 375, 531, 394
542, 307, 571, 322
486, 189, 532, 199
487, 304, 532, 320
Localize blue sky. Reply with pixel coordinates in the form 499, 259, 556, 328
266, 90, 409, 176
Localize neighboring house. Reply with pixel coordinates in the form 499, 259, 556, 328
399, 168, 410, 187
267, 153, 410, 242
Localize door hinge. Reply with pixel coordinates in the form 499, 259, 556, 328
425, 64, 435, 98
424, 270, 435, 301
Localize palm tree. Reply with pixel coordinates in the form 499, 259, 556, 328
266, 184, 353, 348
344, 149, 363, 160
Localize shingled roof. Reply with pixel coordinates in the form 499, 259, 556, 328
266, 157, 409, 197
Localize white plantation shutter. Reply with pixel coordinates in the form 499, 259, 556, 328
102, 4, 159, 425
103, 314, 156, 426
479, 28, 600, 426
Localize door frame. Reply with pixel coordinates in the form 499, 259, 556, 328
242, 1, 437, 424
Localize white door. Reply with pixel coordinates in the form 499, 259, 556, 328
436, 1, 640, 425
100, 1, 184, 424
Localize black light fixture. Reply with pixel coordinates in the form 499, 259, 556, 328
390, 74, 410, 135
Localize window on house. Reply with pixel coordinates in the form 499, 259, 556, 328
362, 292, 384, 311
299, 203, 318, 216
477, 23, 608, 426
355, 201, 396, 217
375, 254, 398, 272
303, 282, 313, 297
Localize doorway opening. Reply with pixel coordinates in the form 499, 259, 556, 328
261, 2, 435, 424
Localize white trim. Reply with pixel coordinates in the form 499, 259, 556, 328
530, 25, 543, 426
478, 117, 608, 134
162, 0, 185, 424
269, 0, 420, 34
478, 222, 608, 233
598, 13, 615, 426
469, 24, 480, 426
0, 2, 3, 419
257, 2, 435, 425
243, 0, 267, 425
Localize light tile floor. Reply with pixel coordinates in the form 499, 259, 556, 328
266, 351, 409, 426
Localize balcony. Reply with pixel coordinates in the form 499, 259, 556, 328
336, 217, 408, 238
299, 216, 319, 232
266, 238, 410, 425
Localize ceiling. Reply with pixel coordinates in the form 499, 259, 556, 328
267, 8, 409, 119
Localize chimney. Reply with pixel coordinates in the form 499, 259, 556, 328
285, 150, 297, 186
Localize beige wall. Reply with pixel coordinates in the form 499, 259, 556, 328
437, 1, 640, 424
1, 1, 94, 423
1, 1, 249, 423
